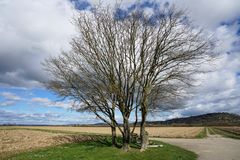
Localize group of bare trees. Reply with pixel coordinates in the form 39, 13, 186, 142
44, 3, 214, 152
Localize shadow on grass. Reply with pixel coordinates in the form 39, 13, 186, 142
54, 134, 141, 149
82, 136, 141, 149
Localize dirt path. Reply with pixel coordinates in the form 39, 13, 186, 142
151, 128, 240, 160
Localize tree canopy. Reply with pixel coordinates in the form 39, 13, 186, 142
44, 2, 215, 151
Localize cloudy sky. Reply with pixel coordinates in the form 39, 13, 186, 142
0, 0, 240, 125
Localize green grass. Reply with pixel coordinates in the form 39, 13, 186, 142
5, 139, 197, 160
195, 127, 207, 138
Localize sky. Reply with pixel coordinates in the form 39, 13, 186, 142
0, 0, 240, 125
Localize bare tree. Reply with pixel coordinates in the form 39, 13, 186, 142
44, 2, 215, 152
133, 6, 215, 151
44, 6, 143, 151
44, 53, 121, 146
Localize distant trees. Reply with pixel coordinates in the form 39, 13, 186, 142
44, 2, 215, 152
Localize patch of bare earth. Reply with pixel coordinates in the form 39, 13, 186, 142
0, 129, 100, 159
216, 126, 240, 135
0, 130, 61, 158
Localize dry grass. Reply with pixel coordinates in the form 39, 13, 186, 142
9, 126, 204, 138
145, 127, 204, 138
14, 126, 113, 135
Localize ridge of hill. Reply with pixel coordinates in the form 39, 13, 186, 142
2, 112, 239, 127
147, 112, 240, 126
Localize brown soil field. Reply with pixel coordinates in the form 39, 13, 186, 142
216, 126, 240, 135
10, 126, 204, 138
0, 130, 63, 158
0, 129, 102, 159
145, 127, 204, 138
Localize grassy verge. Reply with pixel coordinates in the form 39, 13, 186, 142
5, 138, 197, 160
195, 127, 207, 138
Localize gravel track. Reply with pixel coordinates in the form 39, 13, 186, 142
151, 128, 240, 160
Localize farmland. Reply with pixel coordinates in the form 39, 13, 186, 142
0, 128, 198, 160
216, 126, 240, 135
5, 126, 205, 138
0, 130, 63, 158
1, 126, 240, 159
208, 126, 240, 139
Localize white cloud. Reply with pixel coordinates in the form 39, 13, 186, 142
86, 0, 240, 29
0, 101, 16, 107
214, 24, 240, 54
143, 7, 154, 16
167, 0, 240, 116
31, 97, 74, 109
0, 92, 21, 101
0, 92, 22, 107
0, 109, 98, 125
148, 110, 182, 121
31, 97, 50, 104
0, 0, 76, 88
186, 23, 240, 115
167, 0, 240, 29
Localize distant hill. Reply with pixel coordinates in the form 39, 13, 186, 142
3, 112, 239, 127
147, 112, 240, 126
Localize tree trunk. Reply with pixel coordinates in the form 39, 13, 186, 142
111, 101, 117, 147
140, 109, 149, 152
140, 91, 149, 152
111, 125, 117, 147
122, 117, 131, 151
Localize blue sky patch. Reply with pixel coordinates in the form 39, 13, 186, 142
70, 0, 91, 10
